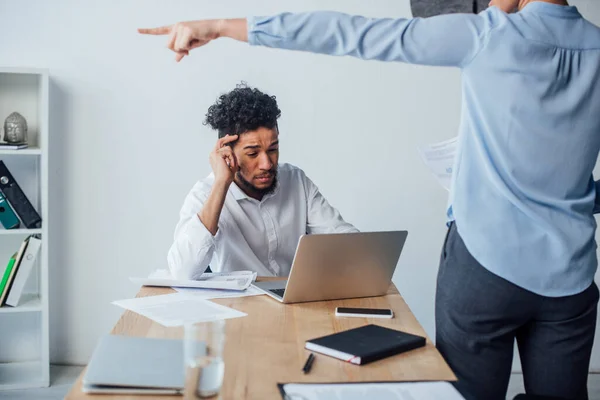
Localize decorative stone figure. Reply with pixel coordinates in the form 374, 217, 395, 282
3, 112, 28, 143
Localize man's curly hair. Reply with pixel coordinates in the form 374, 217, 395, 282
204, 83, 281, 138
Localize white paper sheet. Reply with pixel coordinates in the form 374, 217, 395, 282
281, 382, 464, 400
130, 270, 258, 291
112, 293, 247, 327
175, 285, 264, 300
417, 137, 457, 191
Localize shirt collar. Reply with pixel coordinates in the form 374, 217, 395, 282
520, 2, 581, 18
229, 180, 280, 202
262, 179, 280, 201
229, 182, 250, 201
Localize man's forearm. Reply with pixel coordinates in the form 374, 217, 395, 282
217, 18, 248, 43
198, 180, 230, 235
246, 12, 486, 67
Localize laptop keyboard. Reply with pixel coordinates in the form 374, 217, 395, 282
269, 288, 286, 298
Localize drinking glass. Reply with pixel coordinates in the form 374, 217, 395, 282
183, 320, 226, 399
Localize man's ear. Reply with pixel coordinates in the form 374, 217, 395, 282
410, 0, 489, 18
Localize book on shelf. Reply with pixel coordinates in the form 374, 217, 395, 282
0, 160, 42, 229
6, 236, 41, 307
0, 236, 30, 306
0, 142, 28, 150
0, 255, 16, 302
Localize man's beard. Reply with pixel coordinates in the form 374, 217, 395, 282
235, 169, 278, 199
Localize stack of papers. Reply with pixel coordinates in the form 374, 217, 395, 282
112, 293, 247, 327
130, 270, 257, 291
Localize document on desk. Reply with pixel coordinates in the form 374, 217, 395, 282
175, 285, 264, 300
112, 293, 247, 327
417, 136, 457, 192
279, 381, 464, 400
130, 270, 257, 291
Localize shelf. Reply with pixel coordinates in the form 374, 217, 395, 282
0, 361, 45, 390
0, 67, 47, 75
0, 67, 49, 391
0, 294, 41, 313
0, 228, 42, 235
0, 147, 41, 156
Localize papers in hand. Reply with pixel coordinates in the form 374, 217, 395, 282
130, 270, 258, 291
417, 136, 457, 191
280, 382, 465, 400
112, 293, 247, 327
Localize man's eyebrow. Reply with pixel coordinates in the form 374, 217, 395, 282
243, 141, 279, 150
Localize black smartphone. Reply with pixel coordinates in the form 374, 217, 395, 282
335, 307, 394, 319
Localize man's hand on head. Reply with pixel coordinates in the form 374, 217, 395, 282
210, 135, 239, 186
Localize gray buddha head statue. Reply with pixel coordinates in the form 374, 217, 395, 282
3, 112, 28, 144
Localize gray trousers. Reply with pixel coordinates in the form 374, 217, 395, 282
436, 222, 599, 400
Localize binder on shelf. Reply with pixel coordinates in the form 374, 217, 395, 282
6, 236, 41, 307
0, 236, 30, 306
0, 191, 20, 229
0, 161, 41, 229
0, 255, 17, 301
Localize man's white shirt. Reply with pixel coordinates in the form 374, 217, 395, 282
167, 163, 358, 279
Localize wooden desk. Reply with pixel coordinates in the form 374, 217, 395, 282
66, 279, 455, 400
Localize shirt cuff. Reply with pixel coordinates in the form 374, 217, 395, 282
246, 16, 260, 46
247, 15, 283, 47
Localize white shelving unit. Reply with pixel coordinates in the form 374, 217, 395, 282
0, 67, 49, 390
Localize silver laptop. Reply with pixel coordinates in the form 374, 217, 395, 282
253, 230, 407, 304
82, 334, 193, 394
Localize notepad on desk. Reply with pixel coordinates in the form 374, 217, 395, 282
278, 382, 464, 400
305, 324, 426, 365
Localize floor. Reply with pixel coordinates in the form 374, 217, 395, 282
1, 366, 600, 399
0, 365, 84, 400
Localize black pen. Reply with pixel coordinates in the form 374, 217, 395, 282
302, 353, 315, 374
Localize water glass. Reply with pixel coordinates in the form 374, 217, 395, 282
184, 320, 226, 399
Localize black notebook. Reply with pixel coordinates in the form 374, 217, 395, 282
305, 324, 426, 365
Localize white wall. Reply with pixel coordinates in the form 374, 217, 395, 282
1, 0, 600, 368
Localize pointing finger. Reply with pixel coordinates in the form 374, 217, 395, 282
137, 26, 172, 35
